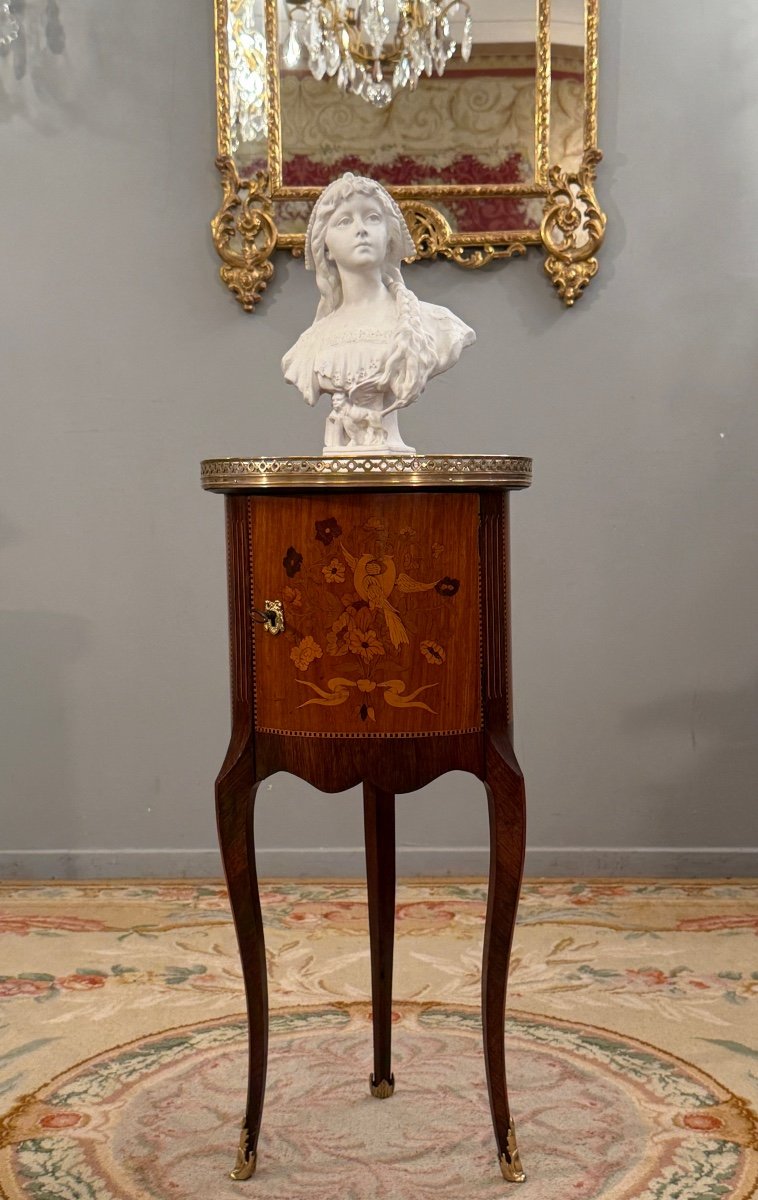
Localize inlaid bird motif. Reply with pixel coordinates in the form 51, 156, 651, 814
340, 544, 438, 649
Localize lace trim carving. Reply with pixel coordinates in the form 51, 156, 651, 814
313, 324, 395, 347
316, 359, 384, 388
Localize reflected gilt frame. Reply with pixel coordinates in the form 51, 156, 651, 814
212, 0, 605, 311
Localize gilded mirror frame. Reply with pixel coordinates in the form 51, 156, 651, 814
212, 0, 605, 311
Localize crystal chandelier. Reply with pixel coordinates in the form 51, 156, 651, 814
282, 0, 473, 109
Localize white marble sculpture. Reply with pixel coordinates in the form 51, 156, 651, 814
282, 173, 476, 455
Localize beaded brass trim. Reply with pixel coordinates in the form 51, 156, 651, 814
201, 455, 532, 492
255, 725, 482, 739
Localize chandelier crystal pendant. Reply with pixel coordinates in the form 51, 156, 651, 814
282, 0, 473, 109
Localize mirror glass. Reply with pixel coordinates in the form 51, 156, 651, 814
229, 1, 586, 235
277, 0, 536, 235
227, 0, 269, 166
550, 0, 585, 173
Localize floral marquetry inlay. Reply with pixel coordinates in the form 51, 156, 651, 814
250, 493, 482, 737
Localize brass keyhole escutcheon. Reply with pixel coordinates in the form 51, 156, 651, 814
252, 599, 285, 636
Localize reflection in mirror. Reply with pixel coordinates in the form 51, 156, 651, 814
550, 0, 585, 172
281, 0, 474, 109
229, 1, 545, 234
228, 0, 268, 162
282, 0, 540, 234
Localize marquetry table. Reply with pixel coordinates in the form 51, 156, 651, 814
201, 454, 532, 1184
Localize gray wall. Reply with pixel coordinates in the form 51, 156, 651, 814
2, 2, 757, 878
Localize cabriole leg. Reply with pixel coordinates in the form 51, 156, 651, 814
363, 782, 397, 1098
482, 733, 527, 1183
217, 755, 268, 1179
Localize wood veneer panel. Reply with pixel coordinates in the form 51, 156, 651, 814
250, 492, 482, 738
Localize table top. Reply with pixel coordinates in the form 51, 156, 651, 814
200, 455, 533, 492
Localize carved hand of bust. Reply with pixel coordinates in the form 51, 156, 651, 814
282, 173, 476, 457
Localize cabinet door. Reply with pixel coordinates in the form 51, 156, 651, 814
250, 491, 482, 739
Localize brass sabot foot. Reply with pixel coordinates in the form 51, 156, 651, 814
369, 1073, 395, 1099
230, 1124, 257, 1181
499, 1118, 526, 1183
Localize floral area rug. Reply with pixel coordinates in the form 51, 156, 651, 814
0, 880, 756, 1199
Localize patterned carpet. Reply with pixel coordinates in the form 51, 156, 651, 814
0, 879, 756, 1199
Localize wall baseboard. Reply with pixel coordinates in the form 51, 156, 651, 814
1, 847, 755, 880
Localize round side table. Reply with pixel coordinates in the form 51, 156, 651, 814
201, 454, 532, 1183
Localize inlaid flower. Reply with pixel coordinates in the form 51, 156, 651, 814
421, 640, 446, 665
326, 610, 352, 655
356, 678, 376, 693
322, 558, 346, 584
348, 614, 385, 664
432, 541, 444, 558
326, 629, 350, 656
435, 576, 460, 597
283, 546, 303, 578
290, 635, 323, 670
315, 517, 342, 545
332, 611, 353, 634
283, 586, 303, 608
399, 526, 417, 538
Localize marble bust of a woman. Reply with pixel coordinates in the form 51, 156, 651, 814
282, 173, 476, 455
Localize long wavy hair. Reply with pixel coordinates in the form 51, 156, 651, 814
304, 174, 437, 407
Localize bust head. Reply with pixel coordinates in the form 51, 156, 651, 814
283, 171, 475, 455
305, 174, 415, 317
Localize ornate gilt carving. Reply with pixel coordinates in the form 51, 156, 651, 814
401, 202, 451, 261
213, 0, 604, 306
499, 1117, 526, 1183
449, 242, 528, 270
211, 156, 278, 312
230, 1123, 257, 1180
541, 148, 607, 306
401, 202, 529, 270
534, 0, 551, 186
585, 0, 600, 150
